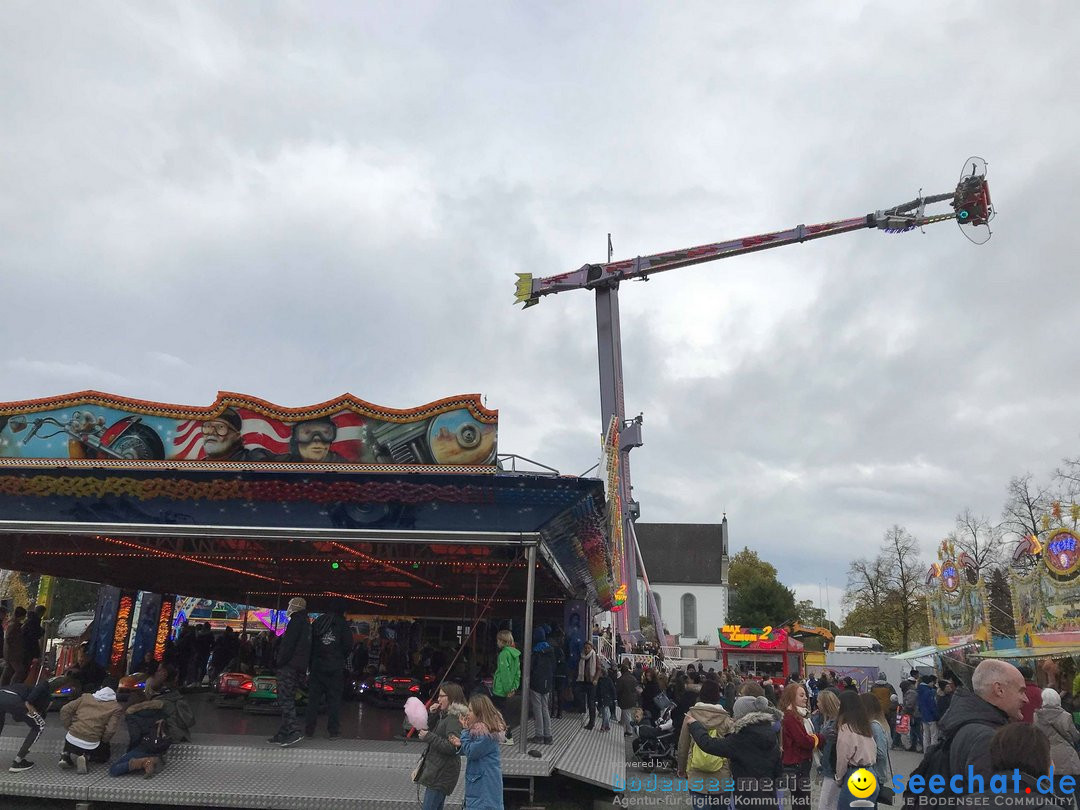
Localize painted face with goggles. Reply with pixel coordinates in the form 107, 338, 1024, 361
292, 419, 337, 462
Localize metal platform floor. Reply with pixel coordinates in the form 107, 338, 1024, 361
0, 714, 625, 807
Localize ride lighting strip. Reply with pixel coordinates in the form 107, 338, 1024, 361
23, 550, 529, 567
153, 596, 174, 660
95, 536, 388, 609
329, 542, 440, 588
110, 593, 135, 676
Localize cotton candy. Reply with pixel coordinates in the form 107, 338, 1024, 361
404, 696, 428, 730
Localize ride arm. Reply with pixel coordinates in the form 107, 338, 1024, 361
516, 193, 958, 308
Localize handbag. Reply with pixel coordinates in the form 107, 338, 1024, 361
139, 718, 172, 756
410, 748, 427, 783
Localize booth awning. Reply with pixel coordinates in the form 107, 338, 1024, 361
972, 646, 1080, 660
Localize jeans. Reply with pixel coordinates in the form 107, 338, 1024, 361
108, 747, 151, 777
921, 720, 939, 751
838, 766, 878, 810
422, 787, 447, 810
600, 705, 612, 729
529, 689, 552, 739
817, 776, 839, 810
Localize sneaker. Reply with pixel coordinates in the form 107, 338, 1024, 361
9, 758, 34, 773
76, 754, 88, 775
267, 732, 287, 744
599, 726, 610, 733
500, 737, 516, 746
328, 733, 341, 741
527, 736, 544, 743
58, 754, 73, 770
279, 731, 305, 747
543, 736, 553, 745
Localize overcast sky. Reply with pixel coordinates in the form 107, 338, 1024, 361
2, 3, 1076, 622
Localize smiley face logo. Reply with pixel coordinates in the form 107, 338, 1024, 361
847, 768, 877, 799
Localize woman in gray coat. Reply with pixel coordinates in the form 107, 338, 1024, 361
1033, 688, 1080, 776
417, 683, 468, 810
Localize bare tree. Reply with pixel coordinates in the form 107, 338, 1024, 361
881, 525, 925, 651
949, 508, 1005, 577
1001, 474, 1051, 541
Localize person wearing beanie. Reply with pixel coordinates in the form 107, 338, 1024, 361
1034, 687, 1080, 776
676, 679, 734, 805
268, 597, 310, 747
688, 694, 783, 810
528, 626, 555, 744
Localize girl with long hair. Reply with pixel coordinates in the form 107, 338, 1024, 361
416, 683, 467, 810
779, 682, 819, 809
860, 693, 890, 798
815, 691, 841, 810
836, 691, 878, 810
450, 694, 506, 809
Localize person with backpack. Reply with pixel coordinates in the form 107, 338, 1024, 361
688, 694, 783, 810
835, 691, 878, 810
110, 691, 169, 778
268, 597, 311, 747
676, 679, 734, 808
527, 627, 555, 745
304, 601, 352, 740
904, 659, 1026, 808
146, 662, 194, 743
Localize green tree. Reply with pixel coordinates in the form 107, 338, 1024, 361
728, 547, 796, 628
49, 578, 100, 621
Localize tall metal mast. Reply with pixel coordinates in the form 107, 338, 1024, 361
516, 161, 993, 636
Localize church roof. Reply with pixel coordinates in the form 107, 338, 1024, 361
635, 522, 727, 586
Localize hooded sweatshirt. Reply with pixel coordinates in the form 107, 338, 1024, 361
530, 628, 556, 695
60, 686, 123, 749
677, 701, 735, 792
493, 644, 520, 697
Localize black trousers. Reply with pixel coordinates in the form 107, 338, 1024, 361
577, 681, 596, 726
304, 667, 344, 736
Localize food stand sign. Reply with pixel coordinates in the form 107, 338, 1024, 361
718, 625, 789, 650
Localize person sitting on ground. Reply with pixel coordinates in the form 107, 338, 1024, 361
110, 691, 167, 779
145, 662, 195, 743
59, 677, 124, 773
0, 682, 51, 772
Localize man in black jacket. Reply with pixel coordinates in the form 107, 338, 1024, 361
0, 682, 50, 772
269, 598, 311, 747
528, 627, 556, 745
304, 601, 351, 740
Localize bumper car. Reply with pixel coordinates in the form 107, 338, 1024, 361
215, 671, 255, 708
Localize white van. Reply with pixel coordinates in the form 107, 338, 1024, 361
832, 635, 883, 652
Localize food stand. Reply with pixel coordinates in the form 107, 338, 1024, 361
717, 624, 805, 678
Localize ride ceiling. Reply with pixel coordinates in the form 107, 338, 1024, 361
0, 391, 614, 618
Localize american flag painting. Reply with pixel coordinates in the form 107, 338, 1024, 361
171, 410, 367, 461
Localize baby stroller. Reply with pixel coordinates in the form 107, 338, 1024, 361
632, 692, 677, 771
